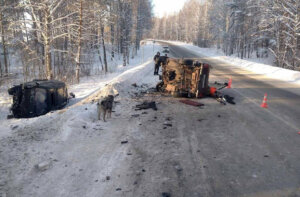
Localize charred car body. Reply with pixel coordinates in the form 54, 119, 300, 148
8, 80, 68, 118
157, 58, 211, 98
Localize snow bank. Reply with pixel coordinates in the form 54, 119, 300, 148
0, 41, 161, 137
166, 40, 300, 86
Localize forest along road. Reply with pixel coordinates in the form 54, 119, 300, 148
1, 44, 300, 197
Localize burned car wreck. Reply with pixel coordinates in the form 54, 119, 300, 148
156, 58, 235, 105
8, 79, 69, 118
157, 58, 211, 98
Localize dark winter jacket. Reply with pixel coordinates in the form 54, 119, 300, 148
154, 54, 160, 64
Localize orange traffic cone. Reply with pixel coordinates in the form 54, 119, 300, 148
227, 77, 232, 88
261, 93, 268, 108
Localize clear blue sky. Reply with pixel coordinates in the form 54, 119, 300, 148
152, 0, 187, 17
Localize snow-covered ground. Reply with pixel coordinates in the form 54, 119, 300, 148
165, 40, 300, 86
0, 41, 160, 121
0, 41, 163, 197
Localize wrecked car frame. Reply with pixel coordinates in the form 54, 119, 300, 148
8, 79, 69, 118
157, 58, 211, 98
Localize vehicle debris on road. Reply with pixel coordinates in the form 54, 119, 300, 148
214, 92, 236, 105
35, 161, 51, 171
155, 58, 237, 105
162, 192, 171, 197
179, 99, 204, 107
135, 101, 157, 111
121, 140, 128, 144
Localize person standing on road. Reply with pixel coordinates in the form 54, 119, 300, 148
153, 52, 160, 75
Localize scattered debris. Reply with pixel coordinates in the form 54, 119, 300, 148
174, 165, 183, 172
165, 117, 172, 121
121, 140, 128, 144
70, 92, 75, 98
264, 155, 269, 158
35, 161, 51, 171
163, 123, 172, 127
142, 169, 146, 172
82, 125, 87, 129
214, 92, 236, 105
179, 99, 204, 107
116, 188, 122, 191
224, 95, 236, 105
214, 81, 228, 90
106, 176, 110, 181
135, 101, 157, 111
162, 192, 171, 197
10, 125, 19, 130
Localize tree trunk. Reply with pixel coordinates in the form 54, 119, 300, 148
123, 49, 126, 67
110, 1, 115, 60
44, 9, 53, 79
96, 45, 104, 71
101, 25, 108, 73
0, 11, 9, 75
75, 0, 83, 83
0, 52, 2, 77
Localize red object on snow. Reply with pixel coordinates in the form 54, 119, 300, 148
227, 77, 232, 88
298, 131, 300, 135
179, 99, 204, 107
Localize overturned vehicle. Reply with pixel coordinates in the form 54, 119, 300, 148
8, 80, 69, 118
156, 58, 211, 98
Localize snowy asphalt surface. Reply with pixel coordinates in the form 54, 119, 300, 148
1, 43, 300, 197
